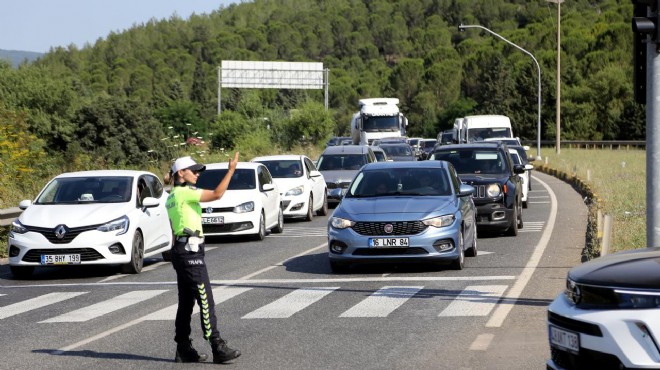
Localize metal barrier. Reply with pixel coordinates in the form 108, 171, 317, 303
0, 207, 21, 227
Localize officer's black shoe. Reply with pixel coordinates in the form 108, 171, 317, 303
175, 340, 208, 363
211, 339, 241, 363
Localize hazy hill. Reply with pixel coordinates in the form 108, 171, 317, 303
0, 49, 43, 67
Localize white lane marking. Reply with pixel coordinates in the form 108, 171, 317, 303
211, 276, 516, 284
243, 287, 339, 319
339, 286, 423, 318
486, 175, 558, 328
97, 274, 127, 283
470, 333, 495, 351
529, 201, 550, 204
41, 290, 167, 323
476, 251, 494, 256
1, 275, 516, 290
438, 285, 508, 317
0, 292, 87, 320
238, 243, 327, 279
143, 286, 253, 321
519, 221, 544, 233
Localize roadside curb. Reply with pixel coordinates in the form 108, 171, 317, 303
534, 162, 600, 261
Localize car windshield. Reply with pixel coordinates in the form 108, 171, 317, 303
431, 148, 508, 175
381, 145, 412, 157
362, 116, 400, 132
256, 160, 303, 178
35, 176, 134, 204
317, 154, 366, 171
346, 168, 451, 197
423, 140, 437, 149
197, 169, 256, 190
510, 152, 522, 165
374, 151, 387, 162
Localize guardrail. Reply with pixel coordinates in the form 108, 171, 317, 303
0, 207, 21, 227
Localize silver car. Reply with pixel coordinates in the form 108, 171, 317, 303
327, 161, 477, 272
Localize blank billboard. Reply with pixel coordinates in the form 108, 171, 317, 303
220, 61, 324, 89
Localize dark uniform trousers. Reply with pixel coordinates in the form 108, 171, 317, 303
171, 237, 220, 344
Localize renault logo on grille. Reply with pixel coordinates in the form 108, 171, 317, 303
54, 225, 67, 239
383, 224, 393, 234
205, 207, 214, 214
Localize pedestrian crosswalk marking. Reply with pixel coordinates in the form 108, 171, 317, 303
242, 287, 339, 319
339, 286, 423, 318
270, 226, 326, 237
0, 292, 87, 320
438, 285, 508, 317
520, 221, 544, 233
40, 290, 167, 323
144, 286, 253, 321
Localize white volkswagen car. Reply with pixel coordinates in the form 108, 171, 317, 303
8, 170, 173, 278
509, 148, 533, 208
251, 154, 328, 220
196, 162, 283, 240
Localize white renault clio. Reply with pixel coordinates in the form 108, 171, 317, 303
251, 154, 328, 220
196, 162, 283, 240
8, 170, 173, 278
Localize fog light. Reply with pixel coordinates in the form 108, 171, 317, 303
432, 239, 453, 252
108, 243, 125, 255
290, 202, 304, 211
492, 211, 505, 220
330, 241, 348, 254
9, 245, 20, 257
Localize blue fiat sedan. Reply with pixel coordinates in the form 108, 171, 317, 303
327, 161, 477, 272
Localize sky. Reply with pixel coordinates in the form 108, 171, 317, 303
1, 0, 240, 53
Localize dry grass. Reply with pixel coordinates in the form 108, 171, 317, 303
534, 147, 646, 254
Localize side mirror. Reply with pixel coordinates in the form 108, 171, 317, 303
513, 165, 525, 174
142, 196, 160, 209
262, 183, 276, 192
458, 184, 475, 197
309, 170, 322, 178
18, 200, 32, 210
328, 188, 344, 200
524, 164, 534, 171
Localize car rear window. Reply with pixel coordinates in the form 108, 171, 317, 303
197, 169, 256, 190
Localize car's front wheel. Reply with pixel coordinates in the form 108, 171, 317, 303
450, 230, 465, 270
272, 207, 284, 234
317, 192, 329, 216
305, 195, 314, 221
121, 231, 144, 274
254, 212, 266, 241
10, 266, 34, 279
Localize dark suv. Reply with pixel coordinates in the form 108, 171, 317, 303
429, 142, 524, 236
316, 145, 376, 205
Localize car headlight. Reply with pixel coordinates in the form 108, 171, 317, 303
330, 217, 355, 229
486, 184, 501, 197
422, 215, 455, 228
10, 220, 28, 235
233, 201, 255, 213
615, 289, 660, 309
97, 215, 129, 235
285, 185, 304, 196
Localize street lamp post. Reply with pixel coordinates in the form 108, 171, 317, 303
458, 24, 543, 161
547, 0, 563, 154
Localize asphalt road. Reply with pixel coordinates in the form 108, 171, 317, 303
0, 171, 586, 370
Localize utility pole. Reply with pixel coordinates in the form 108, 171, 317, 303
632, 0, 660, 247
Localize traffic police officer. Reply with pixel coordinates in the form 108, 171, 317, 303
166, 153, 241, 364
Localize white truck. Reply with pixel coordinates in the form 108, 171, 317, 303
351, 98, 408, 145
452, 114, 514, 144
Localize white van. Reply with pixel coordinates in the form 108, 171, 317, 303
454, 115, 513, 143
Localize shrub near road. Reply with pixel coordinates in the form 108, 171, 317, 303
537, 148, 645, 256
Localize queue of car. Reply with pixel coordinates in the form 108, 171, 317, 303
7, 133, 531, 280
